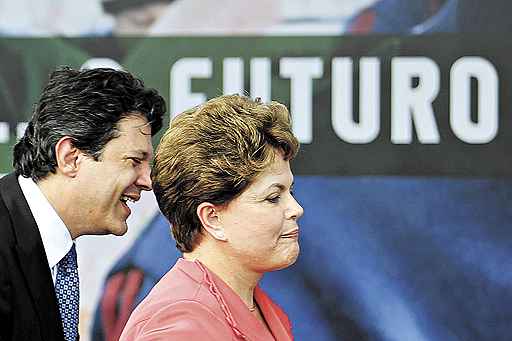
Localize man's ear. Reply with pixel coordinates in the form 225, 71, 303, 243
55, 136, 82, 177
197, 202, 227, 241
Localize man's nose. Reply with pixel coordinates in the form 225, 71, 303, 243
137, 165, 152, 191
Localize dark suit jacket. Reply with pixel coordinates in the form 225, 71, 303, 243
0, 173, 65, 341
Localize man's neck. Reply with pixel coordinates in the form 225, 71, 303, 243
37, 176, 80, 239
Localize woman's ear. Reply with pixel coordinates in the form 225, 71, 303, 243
197, 202, 227, 241
54, 136, 81, 177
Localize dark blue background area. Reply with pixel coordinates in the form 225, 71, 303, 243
94, 176, 512, 341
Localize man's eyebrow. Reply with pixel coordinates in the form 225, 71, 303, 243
129, 150, 151, 160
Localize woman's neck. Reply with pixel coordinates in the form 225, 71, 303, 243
184, 247, 263, 309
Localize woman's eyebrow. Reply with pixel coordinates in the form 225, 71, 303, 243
267, 182, 295, 191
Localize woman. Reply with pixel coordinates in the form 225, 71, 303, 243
120, 94, 304, 340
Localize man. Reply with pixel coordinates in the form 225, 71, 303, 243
0, 67, 165, 341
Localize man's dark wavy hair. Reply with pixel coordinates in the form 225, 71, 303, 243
13, 66, 166, 182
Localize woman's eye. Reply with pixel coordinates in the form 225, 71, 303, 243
266, 196, 280, 203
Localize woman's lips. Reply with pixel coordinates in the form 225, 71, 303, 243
281, 229, 299, 238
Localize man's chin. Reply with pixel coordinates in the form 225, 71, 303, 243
90, 222, 128, 236
110, 223, 129, 236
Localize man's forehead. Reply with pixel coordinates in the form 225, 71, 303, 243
117, 115, 151, 134
112, 119, 154, 155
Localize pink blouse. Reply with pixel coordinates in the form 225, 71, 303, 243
119, 258, 294, 340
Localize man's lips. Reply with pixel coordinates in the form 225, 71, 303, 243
119, 193, 140, 217
119, 199, 131, 217
120, 193, 141, 203
281, 228, 299, 238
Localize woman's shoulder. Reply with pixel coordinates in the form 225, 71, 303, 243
119, 260, 233, 340
131, 259, 224, 315
119, 299, 233, 340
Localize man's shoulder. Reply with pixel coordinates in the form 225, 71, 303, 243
0, 173, 30, 247
0, 176, 19, 274
0, 172, 17, 186
0, 173, 21, 224
0, 173, 21, 204
0, 174, 15, 230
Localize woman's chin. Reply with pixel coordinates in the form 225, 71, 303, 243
270, 245, 300, 271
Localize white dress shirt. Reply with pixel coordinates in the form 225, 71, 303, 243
18, 175, 74, 285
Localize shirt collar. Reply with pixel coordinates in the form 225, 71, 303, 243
18, 175, 73, 268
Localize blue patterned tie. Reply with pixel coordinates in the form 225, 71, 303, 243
55, 244, 79, 341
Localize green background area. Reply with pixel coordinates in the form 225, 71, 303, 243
0, 35, 510, 176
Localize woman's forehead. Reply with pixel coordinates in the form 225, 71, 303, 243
247, 158, 293, 192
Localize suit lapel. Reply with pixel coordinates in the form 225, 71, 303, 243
255, 286, 294, 341
0, 173, 64, 340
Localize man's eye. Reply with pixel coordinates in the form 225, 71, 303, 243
129, 157, 142, 165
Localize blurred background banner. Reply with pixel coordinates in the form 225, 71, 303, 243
2, 35, 511, 176
1, 1, 512, 340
